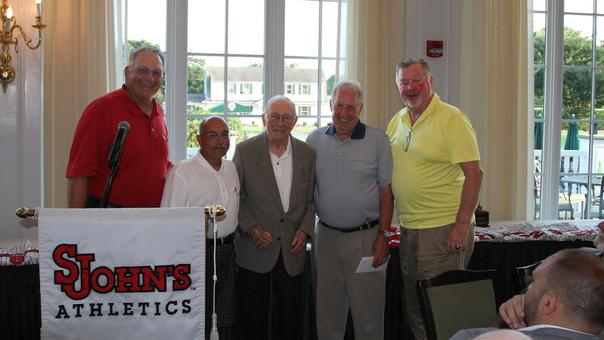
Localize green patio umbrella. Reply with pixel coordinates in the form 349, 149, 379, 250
534, 121, 543, 150
564, 120, 580, 150
208, 102, 252, 113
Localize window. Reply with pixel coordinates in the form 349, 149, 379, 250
299, 84, 311, 95
122, 0, 346, 161
298, 105, 311, 116
240, 83, 253, 95
286, 83, 296, 94
530, 0, 604, 220
228, 83, 237, 94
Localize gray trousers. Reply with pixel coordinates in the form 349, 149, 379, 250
314, 223, 386, 340
400, 223, 475, 340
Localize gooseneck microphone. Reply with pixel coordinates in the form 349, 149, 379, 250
107, 121, 131, 167
100, 121, 130, 208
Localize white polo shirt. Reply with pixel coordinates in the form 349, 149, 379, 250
160, 152, 240, 238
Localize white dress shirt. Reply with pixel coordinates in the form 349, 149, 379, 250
160, 152, 239, 238
269, 137, 293, 213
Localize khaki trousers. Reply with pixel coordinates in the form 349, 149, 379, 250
314, 223, 386, 340
399, 223, 475, 340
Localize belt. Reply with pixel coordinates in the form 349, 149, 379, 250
320, 219, 380, 233
207, 233, 235, 247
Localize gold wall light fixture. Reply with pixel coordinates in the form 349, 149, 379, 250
1, 0, 45, 93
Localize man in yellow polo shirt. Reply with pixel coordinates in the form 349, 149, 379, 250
387, 57, 483, 340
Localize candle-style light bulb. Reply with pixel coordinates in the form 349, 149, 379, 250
5, 6, 12, 31
35, 0, 42, 17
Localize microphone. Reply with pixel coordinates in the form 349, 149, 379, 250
107, 121, 130, 167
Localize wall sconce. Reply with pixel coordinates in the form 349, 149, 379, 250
1, 0, 45, 93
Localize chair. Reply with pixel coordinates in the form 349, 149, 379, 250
589, 175, 604, 218
514, 261, 542, 293
534, 160, 585, 219
416, 269, 497, 340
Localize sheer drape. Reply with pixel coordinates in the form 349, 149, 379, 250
43, 0, 116, 208
454, 0, 529, 220
344, 0, 406, 129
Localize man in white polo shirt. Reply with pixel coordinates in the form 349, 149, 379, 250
161, 116, 239, 340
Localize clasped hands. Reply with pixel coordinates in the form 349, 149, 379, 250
249, 225, 307, 255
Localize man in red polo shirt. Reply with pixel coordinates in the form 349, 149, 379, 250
66, 46, 170, 208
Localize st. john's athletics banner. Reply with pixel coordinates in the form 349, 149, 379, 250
38, 208, 205, 340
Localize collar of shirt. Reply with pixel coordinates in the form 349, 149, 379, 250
269, 135, 292, 159
194, 151, 223, 174
325, 121, 366, 140
120, 85, 161, 118
401, 93, 441, 127
520, 324, 595, 336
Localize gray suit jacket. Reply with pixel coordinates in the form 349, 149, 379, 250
233, 132, 316, 276
450, 326, 600, 340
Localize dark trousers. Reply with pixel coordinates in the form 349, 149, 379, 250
205, 242, 236, 340
236, 255, 303, 340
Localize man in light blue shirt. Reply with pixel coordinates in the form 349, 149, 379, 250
307, 80, 393, 340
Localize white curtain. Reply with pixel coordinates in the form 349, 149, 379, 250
343, 0, 406, 129
43, 0, 116, 208
454, 0, 530, 220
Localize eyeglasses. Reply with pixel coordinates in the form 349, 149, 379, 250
403, 128, 412, 152
205, 131, 230, 139
267, 113, 295, 123
134, 66, 164, 79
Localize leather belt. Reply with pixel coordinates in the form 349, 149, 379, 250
207, 233, 235, 247
320, 219, 380, 233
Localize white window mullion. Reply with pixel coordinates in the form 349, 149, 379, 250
265, 0, 285, 103
541, 0, 564, 219
166, 1, 188, 162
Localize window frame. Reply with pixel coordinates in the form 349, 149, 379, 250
121, 0, 345, 162
531, 0, 604, 219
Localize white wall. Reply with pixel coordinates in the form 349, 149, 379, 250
405, 0, 452, 102
0, 0, 42, 239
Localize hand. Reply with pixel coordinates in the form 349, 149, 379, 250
249, 226, 272, 249
447, 222, 470, 253
289, 230, 308, 255
596, 222, 604, 250
498, 294, 526, 329
372, 232, 389, 268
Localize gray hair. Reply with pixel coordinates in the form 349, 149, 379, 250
395, 57, 431, 77
331, 80, 363, 104
128, 45, 165, 68
264, 95, 296, 116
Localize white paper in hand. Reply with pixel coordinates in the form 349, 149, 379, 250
355, 256, 389, 273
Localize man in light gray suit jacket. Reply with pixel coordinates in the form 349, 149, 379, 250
451, 248, 604, 340
233, 95, 316, 340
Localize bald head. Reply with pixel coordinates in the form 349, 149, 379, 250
473, 329, 531, 340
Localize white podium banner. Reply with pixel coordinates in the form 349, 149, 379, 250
38, 208, 205, 340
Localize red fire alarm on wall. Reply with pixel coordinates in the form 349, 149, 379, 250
426, 40, 444, 58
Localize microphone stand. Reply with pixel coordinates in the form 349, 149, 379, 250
99, 158, 120, 208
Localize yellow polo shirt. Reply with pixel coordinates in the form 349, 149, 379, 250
387, 94, 480, 228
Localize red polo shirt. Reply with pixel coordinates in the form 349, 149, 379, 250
66, 86, 170, 207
